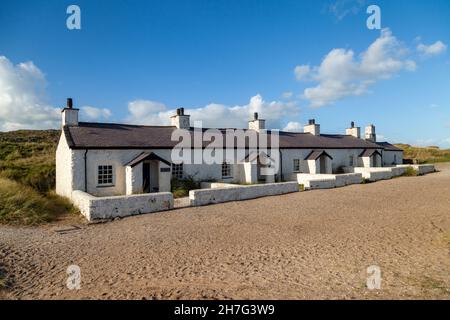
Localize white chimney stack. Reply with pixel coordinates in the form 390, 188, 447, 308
248, 112, 265, 132
346, 121, 361, 138
304, 119, 320, 136
61, 98, 79, 127
365, 124, 376, 142
171, 108, 190, 129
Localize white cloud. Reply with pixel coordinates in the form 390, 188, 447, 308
294, 65, 311, 80
0, 56, 60, 131
299, 29, 416, 107
327, 0, 368, 21
281, 91, 293, 99
125, 94, 300, 129
283, 121, 303, 132
417, 41, 447, 57
80, 106, 112, 121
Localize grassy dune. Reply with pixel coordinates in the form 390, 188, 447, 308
0, 177, 77, 225
0, 130, 79, 225
396, 144, 450, 164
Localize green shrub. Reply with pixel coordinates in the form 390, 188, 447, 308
298, 184, 304, 191
402, 167, 418, 177
171, 176, 200, 198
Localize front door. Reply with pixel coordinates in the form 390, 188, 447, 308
143, 162, 150, 193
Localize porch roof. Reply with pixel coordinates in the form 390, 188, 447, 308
359, 149, 382, 158
125, 152, 171, 167
304, 150, 333, 161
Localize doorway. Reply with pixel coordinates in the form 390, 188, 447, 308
143, 160, 160, 193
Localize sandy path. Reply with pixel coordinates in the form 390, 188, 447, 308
1, 164, 449, 300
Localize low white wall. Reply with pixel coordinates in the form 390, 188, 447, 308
292, 173, 336, 190
396, 164, 435, 175
200, 182, 238, 189
292, 173, 362, 189
72, 190, 173, 221
354, 167, 392, 181
334, 173, 363, 187
190, 182, 299, 206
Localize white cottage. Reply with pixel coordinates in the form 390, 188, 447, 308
56, 98, 403, 199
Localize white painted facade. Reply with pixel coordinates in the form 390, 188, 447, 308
56, 104, 404, 201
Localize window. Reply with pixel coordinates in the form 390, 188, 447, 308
97, 165, 113, 186
221, 162, 232, 178
349, 155, 354, 166
172, 163, 184, 179
394, 155, 397, 163
293, 159, 301, 172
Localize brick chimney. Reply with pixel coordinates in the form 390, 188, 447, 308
171, 107, 190, 129
61, 98, 79, 126
303, 119, 320, 136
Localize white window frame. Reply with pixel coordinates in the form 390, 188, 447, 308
221, 162, 232, 178
293, 159, 301, 172
97, 165, 114, 187
172, 163, 184, 179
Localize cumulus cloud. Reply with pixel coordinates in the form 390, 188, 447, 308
327, 0, 368, 21
0, 56, 60, 131
125, 94, 300, 129
80, 106, 112, 121
281, 91, 293, 99
417, 40, 447, 57
294, 65, 311, 80
283, 121, 303, 132
298, 29, 416, 107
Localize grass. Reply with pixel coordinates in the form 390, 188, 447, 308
0, 177, 78, 225
396, 144, 450, 164
0, 130, 59, 192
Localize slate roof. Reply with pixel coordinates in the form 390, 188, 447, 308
63, 122, 390, 150
376, 141, 403, 151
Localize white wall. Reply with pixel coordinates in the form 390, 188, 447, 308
55, 133, 72, 198
383, 151, 403, 166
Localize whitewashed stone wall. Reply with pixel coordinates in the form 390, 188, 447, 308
72, 190, 173, 221
189, 182, 299, 206
354, 167, 393, 181
55, 133, 73, 198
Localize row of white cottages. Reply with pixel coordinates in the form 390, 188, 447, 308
56, 99, 403, 198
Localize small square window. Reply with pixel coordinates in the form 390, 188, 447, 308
293, 159, 301, 172
349, 155, 354, 166
172, 163, 184, 179
221, 162, 232, 178
98, 165, 113, 186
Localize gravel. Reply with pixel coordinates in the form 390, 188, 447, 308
1, 164, 449, 300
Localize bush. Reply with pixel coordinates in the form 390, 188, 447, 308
298, 184, 304, 191
0, 177, 78, 225
402, 167, 418, 177
171, 176, 200, 198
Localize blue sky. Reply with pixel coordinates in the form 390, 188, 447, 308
1, 0, 449, 146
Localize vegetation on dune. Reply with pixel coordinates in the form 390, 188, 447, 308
0, 130, 80, 225
0, 130, 60, 192
396, 144, 450, 164
0, 177, 77, 225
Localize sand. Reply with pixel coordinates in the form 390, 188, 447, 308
1, 164, 449, 300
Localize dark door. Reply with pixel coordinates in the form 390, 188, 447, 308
143, 163, 150, 193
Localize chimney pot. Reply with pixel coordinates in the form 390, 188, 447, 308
67, 98, 73, 109
308, 119, 315, 125
351, 121, 355, 128
176, 108, 181, 116
180, 107, 184, 115
254, 112, 258, 120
